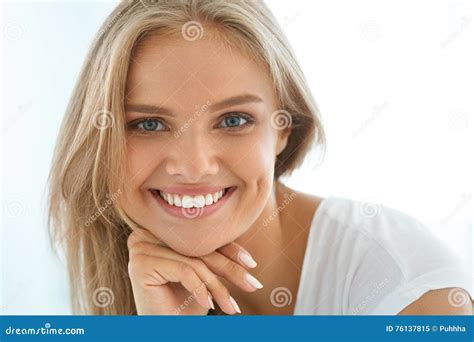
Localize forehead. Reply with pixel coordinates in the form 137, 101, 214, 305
125, 33, 275, 106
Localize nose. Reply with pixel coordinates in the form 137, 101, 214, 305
165, 131, 220, 181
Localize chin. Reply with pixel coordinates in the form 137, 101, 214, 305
167, 241, 218, 258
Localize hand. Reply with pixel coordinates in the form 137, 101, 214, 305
127, 228, 262, 315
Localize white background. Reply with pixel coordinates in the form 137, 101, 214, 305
1, 0, 472, 314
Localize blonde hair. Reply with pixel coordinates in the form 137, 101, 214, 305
48, 0, 325, 315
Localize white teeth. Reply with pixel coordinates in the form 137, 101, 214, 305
194, 195, 205, 208
157, 188, 228, 208
182, 195, 194, 209
173, 194, 182, 207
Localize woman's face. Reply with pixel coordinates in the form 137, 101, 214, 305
119, 32, 289, 257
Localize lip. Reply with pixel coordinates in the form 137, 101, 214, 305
150, 186, 237, 219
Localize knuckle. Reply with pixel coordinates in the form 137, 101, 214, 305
134, 239, 163, 254
177, 262, 194, 277
200, 272, 217, 288
127, 254, 145, 276
228, 261, 242, 275
210, 279, 229, 297
128, 242, 147, 257
127, 232, 138, 249
194, 281, 208, 296
190, 258, 206, 270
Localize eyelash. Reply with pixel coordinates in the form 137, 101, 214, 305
127, 112, 255, 134
217, 113, 254, 130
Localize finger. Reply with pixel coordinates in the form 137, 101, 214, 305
185, 258, 241, 315
129, 254, 212, 310
129, 242, 240, 315
217, 242, 257, 269
201, 251, 263, 292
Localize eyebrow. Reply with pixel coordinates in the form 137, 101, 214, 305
125, 94, 263, 115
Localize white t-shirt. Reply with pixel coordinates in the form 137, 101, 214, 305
293, 196, 473, 315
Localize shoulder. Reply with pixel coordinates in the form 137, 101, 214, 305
305, 197, 473, 315
397, 287, 473, 315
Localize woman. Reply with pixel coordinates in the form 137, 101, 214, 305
48, 0, 473, 315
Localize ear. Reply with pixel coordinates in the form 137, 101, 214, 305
275, 128, 291, 156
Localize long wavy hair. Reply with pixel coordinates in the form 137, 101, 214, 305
48, 0, 326, 315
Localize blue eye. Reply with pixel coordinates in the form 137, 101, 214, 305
218, 113, 253, 129
135, 118, 166, 132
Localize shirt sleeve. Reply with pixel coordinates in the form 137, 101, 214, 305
346, 204, 473, 315
371, 268, 473, 315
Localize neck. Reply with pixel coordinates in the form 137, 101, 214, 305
225, 181, 311, 315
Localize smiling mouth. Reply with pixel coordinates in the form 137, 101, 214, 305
150, 187, 235, 209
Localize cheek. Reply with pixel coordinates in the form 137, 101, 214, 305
219, 128, 276, 220
118, 140, 161, 216
125, 139, 161, 184
222, 127, 276, 182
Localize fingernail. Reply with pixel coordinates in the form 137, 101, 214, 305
207, 293, 215, 310
244, 273, 263, 289
238, 250, 257, 268
229, 296, 241, 314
